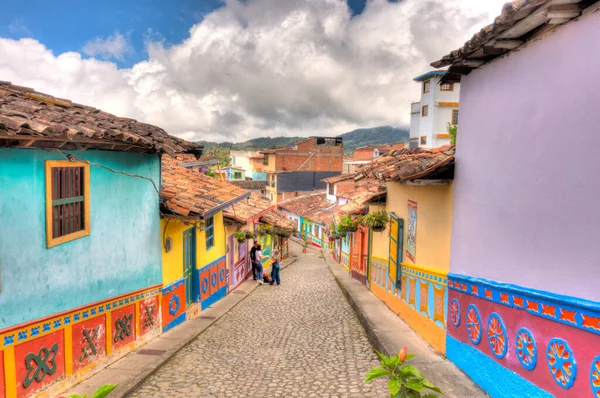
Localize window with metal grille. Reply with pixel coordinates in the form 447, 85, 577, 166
452, 109, 459, 125
441, 82, 454, 91
45, 161, 90, 247
423, 80, 430, 94
422, 105, 429, 117
205, 216, 214, 250
233, 171, 242, 179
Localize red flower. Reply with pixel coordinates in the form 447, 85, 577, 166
398, 346, 407, 362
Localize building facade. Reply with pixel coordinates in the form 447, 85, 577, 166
261, 137, 343, 203
432, 2, 600, 397
0, 82, 196, 398
409, 71, 460, 149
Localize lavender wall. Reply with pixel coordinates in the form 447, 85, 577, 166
450, 11, 600, 301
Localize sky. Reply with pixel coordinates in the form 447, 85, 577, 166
0, 0, 508, 142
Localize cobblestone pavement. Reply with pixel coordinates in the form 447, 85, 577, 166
130, 247, 388, 397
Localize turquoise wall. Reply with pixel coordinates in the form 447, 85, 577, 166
0, 148, 162, 328
342, 233, 351, 255
251, 172, 267, 181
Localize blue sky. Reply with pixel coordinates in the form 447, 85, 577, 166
0, 0, 381, 68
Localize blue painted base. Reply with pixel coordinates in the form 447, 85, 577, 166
201, 286, 228, 310
446, 335, 553, 398
163, 312, 186, 332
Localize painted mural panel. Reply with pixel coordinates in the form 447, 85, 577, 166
406, 200, 417, 263
162, 279, 186, 332
15, 331, 65, 397
447, 273, 600, 398
139, 296, 159, 337
71, 315, 106, 373
111, 304, 135, 352
369, 258, 449, 353
200, 256, 229, 310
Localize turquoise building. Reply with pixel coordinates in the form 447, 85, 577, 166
0, 82, 197, 398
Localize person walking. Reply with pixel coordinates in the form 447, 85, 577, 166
270, 249, 281, 286
250, 240, 258, 281
255, 244, 264, 284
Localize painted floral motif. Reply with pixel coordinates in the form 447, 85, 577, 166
466, 304, 482, 345
515, 328, 537, 370
169, 294, 180, 316
590, 355, 600, 397
547, 338, 577, 389
487, 313, 508, 359
450, 299, 461, 327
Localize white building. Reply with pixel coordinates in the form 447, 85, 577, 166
409, 71, 460, 148
230, 150, 261, 179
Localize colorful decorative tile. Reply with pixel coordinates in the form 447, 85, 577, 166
516, 328, 537, 371
546, 338, 576, 389
466, 304, 482, 345
487, 313, 508, 359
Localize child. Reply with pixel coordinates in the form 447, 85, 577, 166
270, 250, 281, 286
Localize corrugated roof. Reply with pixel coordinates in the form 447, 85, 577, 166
413, 70, 447, 82
431, 0, 597, 81
0, 81, 197, 156
356, 146, 455, 182
161, 156, 250, 218
229, 180, 268, 190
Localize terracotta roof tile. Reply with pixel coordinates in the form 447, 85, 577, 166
260, 208, 296, 230
161, 156, 249, 218
356, 146, 455, 182
0, 82, 196, 155
223, 192, 272, 223
431, 0, 588, 77
278, 192, 337, 226
321, 174, 354, 184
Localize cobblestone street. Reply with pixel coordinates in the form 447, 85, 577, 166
130, 246, 388, 397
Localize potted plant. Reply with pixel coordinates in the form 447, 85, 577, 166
234, 230, 247, 243
362, 211, 390, 232
245, 230, 256, 240
302, 237, 309, 253
63, 384, 117, 398
340, 215, 360, 233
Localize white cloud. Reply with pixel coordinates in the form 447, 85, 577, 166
8, 17, 33, 38
82, 32, 133, 61
0, 0, 507, 142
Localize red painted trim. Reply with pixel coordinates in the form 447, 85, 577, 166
0, 284, 162, 335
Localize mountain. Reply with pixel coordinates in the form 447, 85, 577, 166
195, 126, 409, 153
338, 126, 409, 152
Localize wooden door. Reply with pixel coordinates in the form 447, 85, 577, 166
389, 213, 404, 289
183, 227, 196, 306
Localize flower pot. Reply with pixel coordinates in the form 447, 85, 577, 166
236, 238, 246, 243
372, 225, 385, 232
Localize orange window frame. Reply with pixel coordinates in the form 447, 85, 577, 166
45, 160, 91, 248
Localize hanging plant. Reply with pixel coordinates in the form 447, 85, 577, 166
361, 211, 390, 232
245, 230, 256, 240
234, 230, 247, 242
337, 223, 348, 236
340, 215, 360, 233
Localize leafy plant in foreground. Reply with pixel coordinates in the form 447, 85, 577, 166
364, 347, 442, 397
68, 384, 117, 398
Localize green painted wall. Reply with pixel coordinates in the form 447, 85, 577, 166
0, 148, 162, 328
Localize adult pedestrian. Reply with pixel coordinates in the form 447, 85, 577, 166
270, 249, 281, 286
255, 244, 264, 284
250, 240, 258, 281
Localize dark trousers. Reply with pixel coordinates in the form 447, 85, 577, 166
270, 263, 281, 285
251, 260, 257, 280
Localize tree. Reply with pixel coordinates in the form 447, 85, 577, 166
446, 122, 457, 145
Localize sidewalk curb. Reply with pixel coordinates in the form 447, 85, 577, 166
320, 249, 487, 398
65, 257, 298, 398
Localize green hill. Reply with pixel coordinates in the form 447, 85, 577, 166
196, 126, 409, 153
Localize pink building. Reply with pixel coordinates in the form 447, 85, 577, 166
432, 1, 600, 397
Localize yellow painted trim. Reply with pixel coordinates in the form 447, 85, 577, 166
436, 133, 451, 139
400, 262, 448, 279
135, 301, 141, 340
64, 324, 73, 375
105, 310, 112, 356
45, 160, 91, 248
438, 101, 459, 107
4, 345, 16, 398
371, 256, 388, 262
